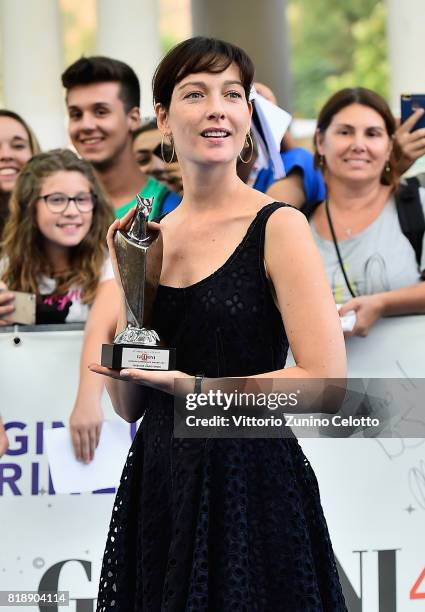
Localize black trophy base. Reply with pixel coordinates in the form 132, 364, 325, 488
101, 343, 176, 371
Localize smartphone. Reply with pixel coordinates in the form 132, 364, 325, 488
5, 291, 36, 325
401, 94, 425, 130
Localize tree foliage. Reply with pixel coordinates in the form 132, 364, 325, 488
288, 0, 389, 117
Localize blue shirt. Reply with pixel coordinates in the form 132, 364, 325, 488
254, 148, 326, 214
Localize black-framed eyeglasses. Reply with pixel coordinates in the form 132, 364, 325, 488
39, 192, 96, 213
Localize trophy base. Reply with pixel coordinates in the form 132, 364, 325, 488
101, 343, 176, 371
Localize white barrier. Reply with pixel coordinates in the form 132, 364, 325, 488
291, 316, 425, 610
1, 318, 425, 611
0, 325, 128, 611
286, 314, 425, 377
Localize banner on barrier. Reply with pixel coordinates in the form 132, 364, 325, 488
1, 319, 425, 610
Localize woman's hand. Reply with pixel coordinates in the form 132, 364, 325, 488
69, 399, 104, 464
339, 294, 385, 337
0, 281, 15, 325
0, 417, 9, 457
395, 108, 425, 175
106, 210, 132, 292
88, 363, 191, 396
106, 208, 161, 291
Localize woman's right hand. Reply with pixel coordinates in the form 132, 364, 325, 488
0, 417, 9, 457
0, 281, 15, 326
106, 211, 134, 289
106, 207, 161, 289
339, 294, 385, 337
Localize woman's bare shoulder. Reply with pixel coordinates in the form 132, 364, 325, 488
264, 204, 313, 260
265, 202, 308, 231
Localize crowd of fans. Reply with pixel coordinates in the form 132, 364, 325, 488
1, 47, 425, 460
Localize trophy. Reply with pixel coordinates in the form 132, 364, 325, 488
101, 195, 176, 370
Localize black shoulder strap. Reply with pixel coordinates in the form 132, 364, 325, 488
304, 203, 315, 220
394, 176, 425, 267
151, 212, 168, 224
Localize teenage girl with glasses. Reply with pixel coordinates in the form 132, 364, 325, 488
0, 149, 120, 464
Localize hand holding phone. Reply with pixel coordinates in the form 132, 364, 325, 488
0, 285, 36, 325
0, 282, 15, 324
401, 94, 425, 131
395, 95, 425, 174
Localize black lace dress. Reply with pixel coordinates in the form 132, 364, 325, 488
97, 202, 347, 612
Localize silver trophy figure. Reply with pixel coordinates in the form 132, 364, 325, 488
101, 195, 176, 370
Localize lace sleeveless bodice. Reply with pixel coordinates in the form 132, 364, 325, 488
97, 202, 347, 611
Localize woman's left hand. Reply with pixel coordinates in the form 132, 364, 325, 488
69, 399, 104, 464
88, 363, 191, 396
339, 294, 385, 337
395, 108, 425, 174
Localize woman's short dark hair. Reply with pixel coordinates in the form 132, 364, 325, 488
61, 56, 140, 112
314, 87, 400, 187
152, 36, 255, 109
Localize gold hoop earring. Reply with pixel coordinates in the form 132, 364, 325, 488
239, 132, 253, 164
161, 134, 175, 164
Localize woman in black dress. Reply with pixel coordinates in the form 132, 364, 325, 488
91, 37, 347, 612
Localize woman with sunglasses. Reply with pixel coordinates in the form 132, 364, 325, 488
0, 149, 119, 463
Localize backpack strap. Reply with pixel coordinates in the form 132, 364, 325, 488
413, 172, 425, 189
394, 176, 425, 267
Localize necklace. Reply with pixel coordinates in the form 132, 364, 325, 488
327, 200, 354, 237
327, 192, 387, 238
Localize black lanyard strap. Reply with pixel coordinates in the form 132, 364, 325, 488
324, 199, 357, 299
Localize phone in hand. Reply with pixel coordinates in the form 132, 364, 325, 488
401, 94, 425, 130
5, 291, 36, 325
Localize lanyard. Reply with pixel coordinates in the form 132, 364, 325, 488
325, 199, 357, 299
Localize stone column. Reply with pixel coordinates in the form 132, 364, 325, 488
96, 0, 162, 117
0, 0, 66, 149
386, 0, 425, 111
190, 0, 292, 111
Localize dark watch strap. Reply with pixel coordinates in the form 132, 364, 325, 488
194, 373, 204, 394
